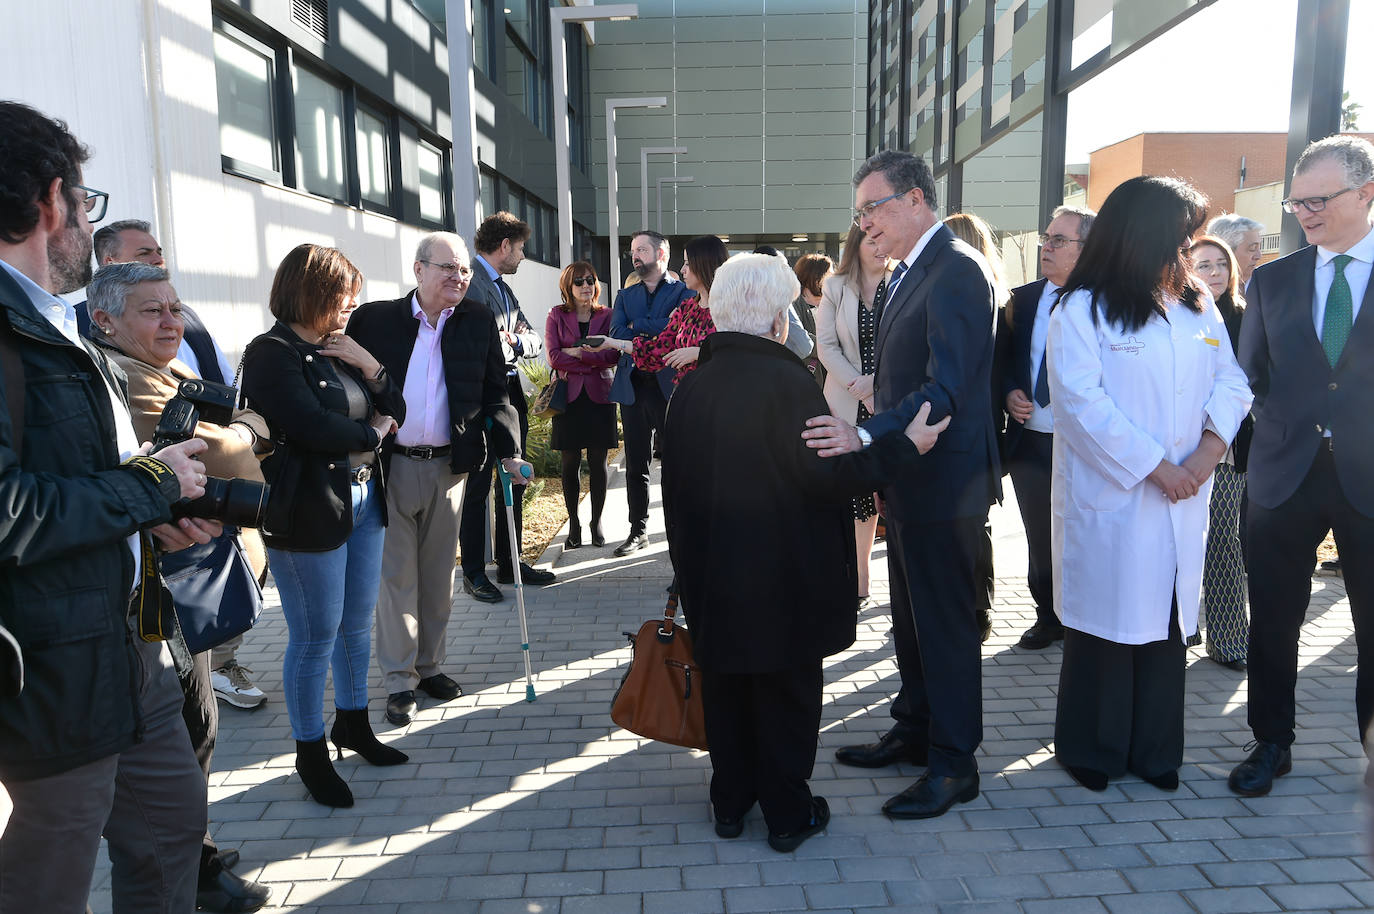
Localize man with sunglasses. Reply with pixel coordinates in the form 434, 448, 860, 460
1230, 134, 1374, 797
347, 231, 529, 727
0, 100, 218, 914
1000, 205, 1095, 651
458, 212, 555, 602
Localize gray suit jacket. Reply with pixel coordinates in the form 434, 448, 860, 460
467, 257, 543, 367
1238, 243, 1374, 516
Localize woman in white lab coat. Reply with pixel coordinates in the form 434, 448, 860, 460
1047, 175, 1253, 793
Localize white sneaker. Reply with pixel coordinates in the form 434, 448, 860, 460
211, 661, 266, 709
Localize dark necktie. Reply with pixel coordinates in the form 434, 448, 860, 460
1033, 354, 1050, 408
1322, 254, 1354, 368
494, 277, 514, 327
887, 262, 908, 300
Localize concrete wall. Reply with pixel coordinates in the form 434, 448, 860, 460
585, 0, 868, 241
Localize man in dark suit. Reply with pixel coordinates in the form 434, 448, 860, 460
457, 212, 554, 601
1230, 135, 1374, 797
608, 230, 690, 556
347, 231, 527, 726
1000, 205, 1094, 650
804, 150, 1000, 818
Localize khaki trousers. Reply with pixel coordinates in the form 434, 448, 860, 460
376, 454, 466, 693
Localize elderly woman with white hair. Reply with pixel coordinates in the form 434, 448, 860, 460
662, 252, 948, 853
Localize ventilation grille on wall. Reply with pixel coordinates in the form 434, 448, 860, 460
291, 0, 329, 41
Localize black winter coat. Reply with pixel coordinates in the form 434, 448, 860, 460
0, 267, 179, 781
345, 291, 520, 475
241, 321, 406, 552
662, 332, 920, 674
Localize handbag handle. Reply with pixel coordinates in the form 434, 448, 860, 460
659, 591, 680, 639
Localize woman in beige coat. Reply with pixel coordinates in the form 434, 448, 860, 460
815, 224, 894, 606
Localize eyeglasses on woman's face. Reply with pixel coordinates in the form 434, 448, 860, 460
571, 276, 596, 287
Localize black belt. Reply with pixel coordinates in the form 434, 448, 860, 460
392, 444, 451, 460
350, 464, 374, 484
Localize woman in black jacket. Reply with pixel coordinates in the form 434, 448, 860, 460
662, 253, 948, 852
242, 244, 407, 808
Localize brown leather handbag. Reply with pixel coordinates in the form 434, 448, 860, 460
610, 592, 708, 750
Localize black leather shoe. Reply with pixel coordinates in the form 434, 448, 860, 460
767, 796, 829, 852
385, 690, 417, 726
215, 849, 240, 871
882, 771, 979, 819
613, 532, 649, 557
496, 562, 556, 585
590, 521, 605, 547
196, 864, 271, 912
417, 673, 462, 701
1228, 740, 1292, 797
714, 813, 745, 839
1018, 621, 1065, 650
463, 573, 503, 603
1064, 763, 1108, 792
565, 526, 583, 550
1211, 656, 1248, 672
835, 731, 928, 768
1141, 769, 1179, 791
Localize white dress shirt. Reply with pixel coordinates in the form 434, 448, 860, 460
395, 293, 453, 448
1023, 280, 1060, 434
889, 220, 946, 299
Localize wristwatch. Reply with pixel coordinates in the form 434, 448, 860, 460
856, 427, 873, 449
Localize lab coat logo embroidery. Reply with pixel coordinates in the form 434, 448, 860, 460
1109, 336, 1145, 355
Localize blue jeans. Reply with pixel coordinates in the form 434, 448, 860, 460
268, 480, 385, 741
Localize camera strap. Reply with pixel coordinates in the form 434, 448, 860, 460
132, 531, 177, 642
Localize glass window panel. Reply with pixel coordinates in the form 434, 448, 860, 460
213, 27, 278, 175
505, 27, 527, 116
418, 141, 446, 224
473, 0, 490, 75
506, 0, 532, 47
479, 170, 496, 220
356, 106, 391, 208
293, 66, 346, 199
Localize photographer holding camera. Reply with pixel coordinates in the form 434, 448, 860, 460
87, 261, 273, 912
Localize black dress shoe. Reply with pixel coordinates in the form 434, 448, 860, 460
613, 532, 649, 557
1210, 656, 1248, 672
215, 849, 240, 871
565, 526, 583, 549
463, 573, 503, 603
1018, 620, 1065, 650
882, 771, 979, 819
385, 690, 417, 726
590, 521, 605, 547
1228, 740, 1292, 797
1064, 763, 1108, 791
714, 813, 745, 839
196, 864, 271, 913
496, 562, 556, 585
767, 796, 829, 852
418, 673, 463, 701
835, 731, 928, 768
1141, 769, 1179, 791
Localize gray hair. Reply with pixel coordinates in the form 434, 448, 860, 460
707, 252, 800, 336
1050, 204, 1096, 240
87, 262, 170, 318
1294, 134, 1374, 193
1207, 214, 1265, 251
415, 231, 469, 265
853, 150, 938, 211
92, 218, 153, 264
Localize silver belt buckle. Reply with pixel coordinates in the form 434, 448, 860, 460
411, 445, 433, 460
353, 464, 373, 484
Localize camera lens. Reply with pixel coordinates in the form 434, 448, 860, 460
174, 477, 270, 528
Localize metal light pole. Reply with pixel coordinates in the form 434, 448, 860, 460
605, 96, 667, 293
639, 146, 687, 229
550, 4, 640, 268
656, 176, 694, 234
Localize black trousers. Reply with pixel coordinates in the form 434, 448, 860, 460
1007, 429, 1055, 626
1246, 446, 1374, 748
619, 373, 669, 534
460, 376, 528, 576
701, 664, 822, 835
885, 515, 986, 777
181, 650, 220, 873
1054, 615, 1185, 778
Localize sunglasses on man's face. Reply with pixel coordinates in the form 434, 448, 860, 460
571, 276, 596, 287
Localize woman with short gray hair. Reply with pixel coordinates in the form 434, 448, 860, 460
661, 252, 948, 852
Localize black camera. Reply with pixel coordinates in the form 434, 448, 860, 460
151, 379, 270, 528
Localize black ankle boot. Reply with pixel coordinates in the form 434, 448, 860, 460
296, 737, 354, 807
330, 708, 409, 766
590, 518, 605, 547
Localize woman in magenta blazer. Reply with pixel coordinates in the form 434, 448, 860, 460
546, 262, 620, 548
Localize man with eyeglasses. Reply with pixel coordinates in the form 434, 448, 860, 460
346, 231, 529, 727
999, 205, 1095, 651
458, 212, 555, 602
1229, 134, 1374, 798
0, 100, 218, 913
802, 150, 1000, 819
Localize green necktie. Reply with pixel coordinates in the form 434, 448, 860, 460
1322, 254, 1354, 367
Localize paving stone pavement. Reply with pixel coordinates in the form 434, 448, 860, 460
88, 464, 1373, 913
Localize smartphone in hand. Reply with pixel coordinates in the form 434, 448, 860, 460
577, 335, 605, 347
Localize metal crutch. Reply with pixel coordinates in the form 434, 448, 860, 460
495, 458, 537, 702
